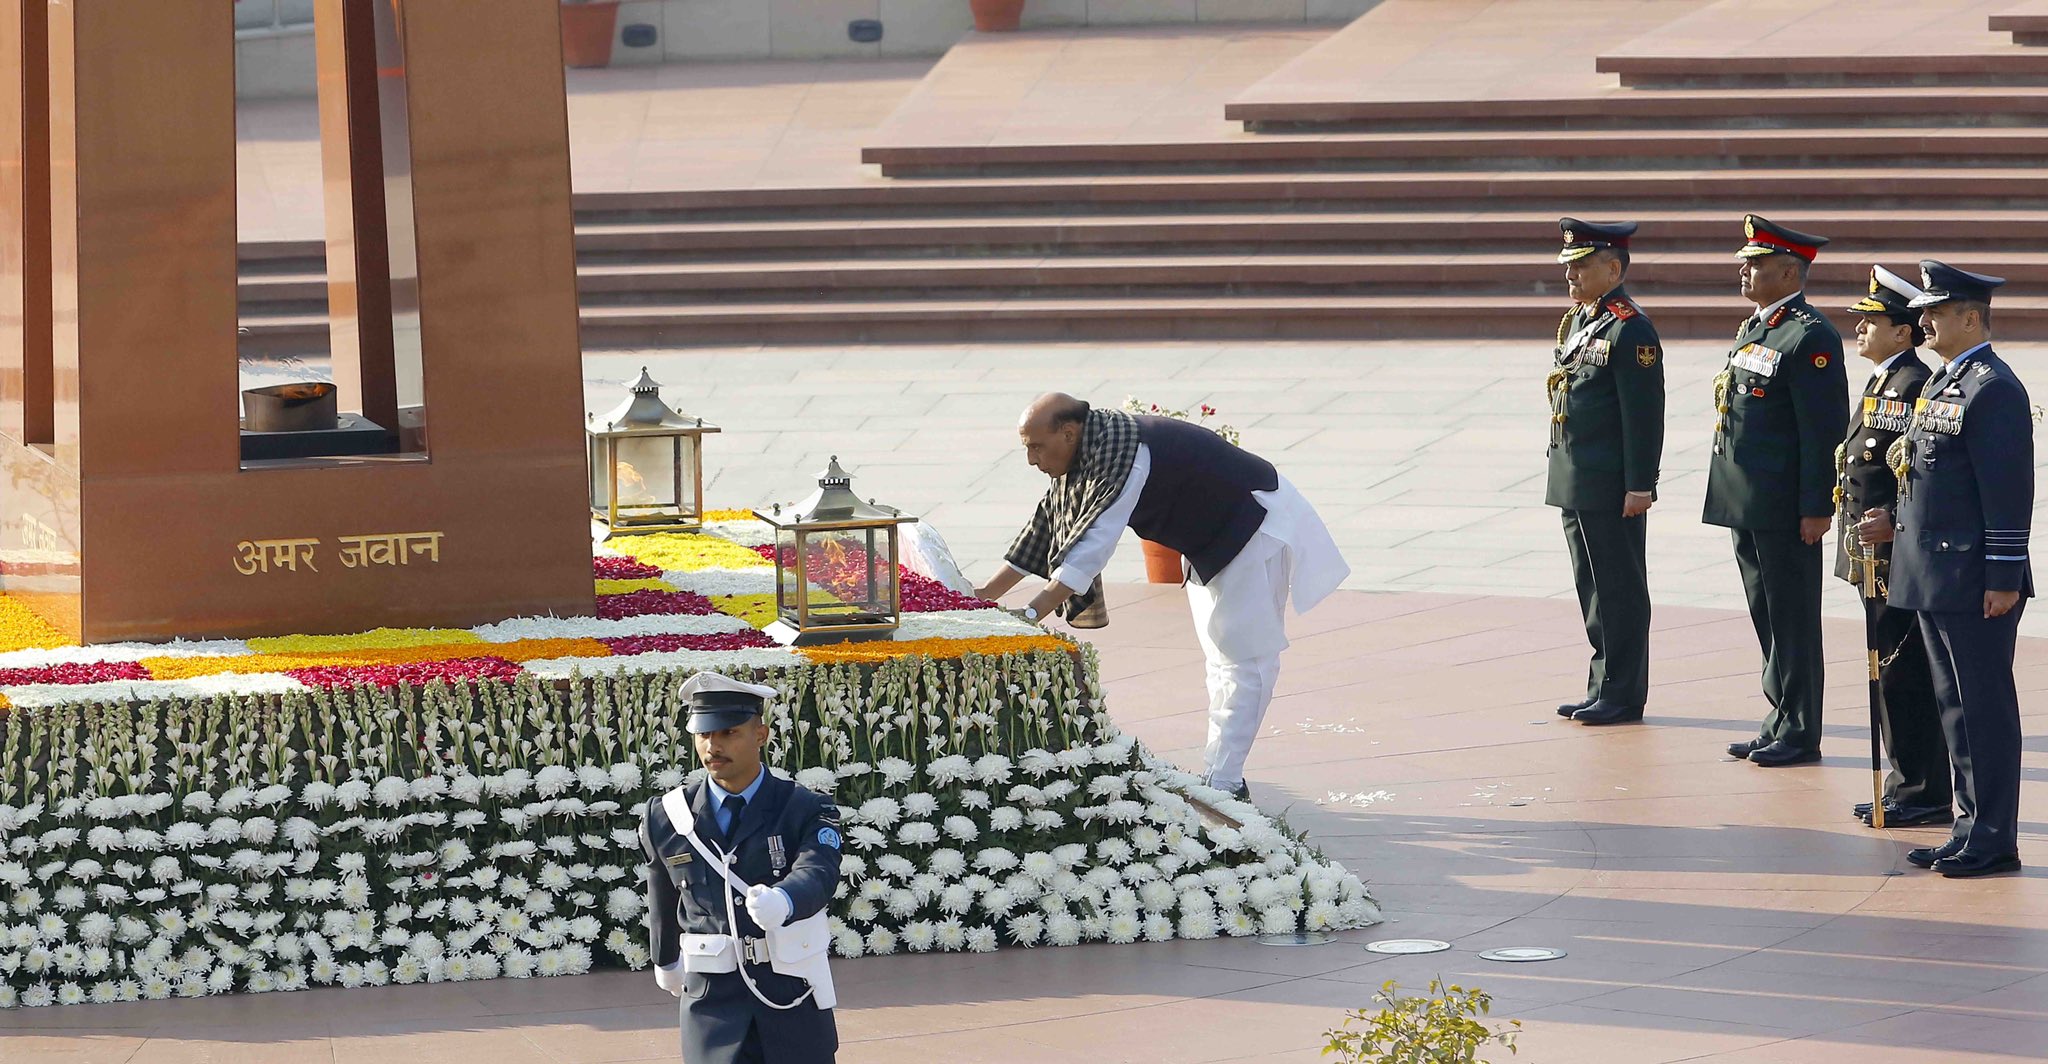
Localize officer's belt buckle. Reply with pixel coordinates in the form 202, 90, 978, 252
740, 936, 771, 965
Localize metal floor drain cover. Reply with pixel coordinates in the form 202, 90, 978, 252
1364, 938, 1451, 955
1258, 932, 1332, 947
1479, 947, 1567, 963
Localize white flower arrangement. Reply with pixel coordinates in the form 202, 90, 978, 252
0, 647, 1376, 1008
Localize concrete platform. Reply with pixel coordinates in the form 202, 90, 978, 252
8, 587, 2047, 1062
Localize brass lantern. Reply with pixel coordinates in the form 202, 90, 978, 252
754, 457, 918, 646
588, 367, 720, 537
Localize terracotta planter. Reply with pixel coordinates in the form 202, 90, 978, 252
970, 0, 1026, 32
1140, 540, 1183, 584
560, 1, 621, 68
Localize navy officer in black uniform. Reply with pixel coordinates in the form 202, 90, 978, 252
1707, 215, 1849, 767
1861, 262, 2032, 878
1837, 266, 1950, 829
642, 672, 844, 1061
1547, 218, 1665, 726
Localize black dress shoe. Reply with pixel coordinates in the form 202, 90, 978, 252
1862, 804, 1954, 828
1906, 836, 1966, 868
1231, 780, 1251, 801
1747, 741, 1821, 767
1558, 697, 1596, 719
1852, 800, 1881, 819
1934, 850, 2022, 878
1727, 737, 1768, 759
1573, 700, 1644, 726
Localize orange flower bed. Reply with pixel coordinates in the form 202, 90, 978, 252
797, 634, 1069, 665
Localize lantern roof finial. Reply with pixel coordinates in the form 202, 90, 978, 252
596, 367, 701, 431
782, 457, 915, 526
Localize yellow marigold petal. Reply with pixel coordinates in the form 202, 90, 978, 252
797, 634, 1070, 665
703, 509, 759, 523
247, 627, 484, 655
711, 594, 778, 630
0, 595, 72, 653
610, 532, 770, 573
595, 578, 676, 595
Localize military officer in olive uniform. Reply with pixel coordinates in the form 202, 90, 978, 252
1708, 215, 1849, 767
642, 672, 844, 1062
1861, 262, 2031, 878
1547, 218, 1665, 726
1836, 266, 1951, 828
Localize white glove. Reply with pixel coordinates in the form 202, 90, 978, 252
745, 884, 792, 929
655, 962, 683, 998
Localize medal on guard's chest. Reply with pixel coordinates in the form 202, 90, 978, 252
768, 835, 787, 874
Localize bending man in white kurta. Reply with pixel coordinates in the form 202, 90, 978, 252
975, 393, 1349, 797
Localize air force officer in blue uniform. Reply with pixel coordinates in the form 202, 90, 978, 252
641, 673, 844, 1061
1861, 261, 2032, 878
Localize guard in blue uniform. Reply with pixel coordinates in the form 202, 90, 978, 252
1707, 215, 1849, 767
641, 673, 844, 1061
1546, 218, 1665, 726
1865, 262, 2031, 878
1837, 266, 1950, 829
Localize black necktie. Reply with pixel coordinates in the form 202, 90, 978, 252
720, 794, 746, 844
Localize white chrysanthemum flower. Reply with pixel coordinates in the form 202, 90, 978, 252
875, 854, 915, 880
864, 928, 898, 956
1105, 886, 1140, 915
937, 884, 974, 915
1019, 852, 1057, 882
1053, 843, 1088, 870
1178, 909, 1219, 940
964, 927, 999, 953
1139, 881, 1177, 913
1045, 913, 1082, 946
1005, 784, 1045, 807
1017, 749, 1057, 778
902, 792, 940, 818
989, 807, 1024, 831
794, 768, 837, 793
1259, 906, 1298, 935
1025, 809, 1064, 831
845, 898, 878, 923
1221, 910, 1257, 937
1303, 901, 1340, 931
605, 887, 641, 921
902, 920, 937, 952
832, 927, 865, 958
884, 889, 918, 919
925, 756, 973, 787
856, 797, 901, 830
896, 822, 940, 846
1103, 913, 1140, 944
972, 754, 1012, 785
934, 918, 967, 951
847, 826, 886, 851
65, 859, 102, 882
978, 887, 1016, 916
1245, 878, 1282, 911
89, 981, 117, 1004
1213, 880, 1246, 909
974, 847, 1019, 873
1006, 913, 1044, 947
927, 848, 967, 878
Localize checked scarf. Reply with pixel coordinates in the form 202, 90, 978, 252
1005, 405, 1143, 617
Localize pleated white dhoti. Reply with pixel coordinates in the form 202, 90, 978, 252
1186, 475, 1348, 791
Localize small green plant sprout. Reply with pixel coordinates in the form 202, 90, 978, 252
1322, 978, 1521, 1064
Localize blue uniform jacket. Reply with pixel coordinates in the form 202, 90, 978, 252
641, 772, 842, 1063
1887, 346, 2035, 613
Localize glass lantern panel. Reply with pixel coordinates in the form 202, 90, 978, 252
612, 435, 681, 512
587, 437, 610, 513
793, 525, 890, 627
777, 526, 802, 621
868, 527, 897, 615
674, 435, 700, 518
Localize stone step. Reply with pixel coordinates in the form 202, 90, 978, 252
1225, 87, 2048, 133
563, 170, 2048, 224
862, 129, 2048, 178
1595, 53, 2048, 89
1991, 10, 2048, 46
237, 251, 2048, 307
235, 292, 2048, 350
237, 209, 2048, 273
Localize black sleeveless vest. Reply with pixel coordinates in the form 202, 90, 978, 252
1127, 415, 1278, 582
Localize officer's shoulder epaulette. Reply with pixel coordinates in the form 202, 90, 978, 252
1605, 298, 1637, 321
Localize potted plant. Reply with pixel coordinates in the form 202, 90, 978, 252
560, 0, 623, 68
1324, 979, 1522, 1064
971, 0, 1027, 32
1120, 397, 1240, 584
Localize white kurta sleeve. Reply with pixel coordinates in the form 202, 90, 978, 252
1049, 444, 1151, 591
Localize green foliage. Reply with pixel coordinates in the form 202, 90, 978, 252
1322, 979, 1521, 1064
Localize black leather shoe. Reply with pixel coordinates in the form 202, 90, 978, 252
1231, 780, 1251, 801
1747, 741, 1821, 767
1862, 804, 1954, 828
1557, 697, 1596, 719
1906, 836, 1966, 868
1852, 800, 1880, 819
1934, 850, 2022, 878
1573, 700, 1644, 725
1727, 737, 1768, 759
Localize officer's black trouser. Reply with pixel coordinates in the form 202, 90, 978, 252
1731, 527, 1825, 749
1920, 602, 2025, 855
1862, 595, 1950, 809
1562, 507, 1650, 707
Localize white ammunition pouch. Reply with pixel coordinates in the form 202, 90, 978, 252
662, 790, 837, 1010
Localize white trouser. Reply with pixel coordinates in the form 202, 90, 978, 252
1186, 530, 1292, 791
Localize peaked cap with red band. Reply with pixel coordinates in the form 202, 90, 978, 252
1734, 214, 1828, 262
